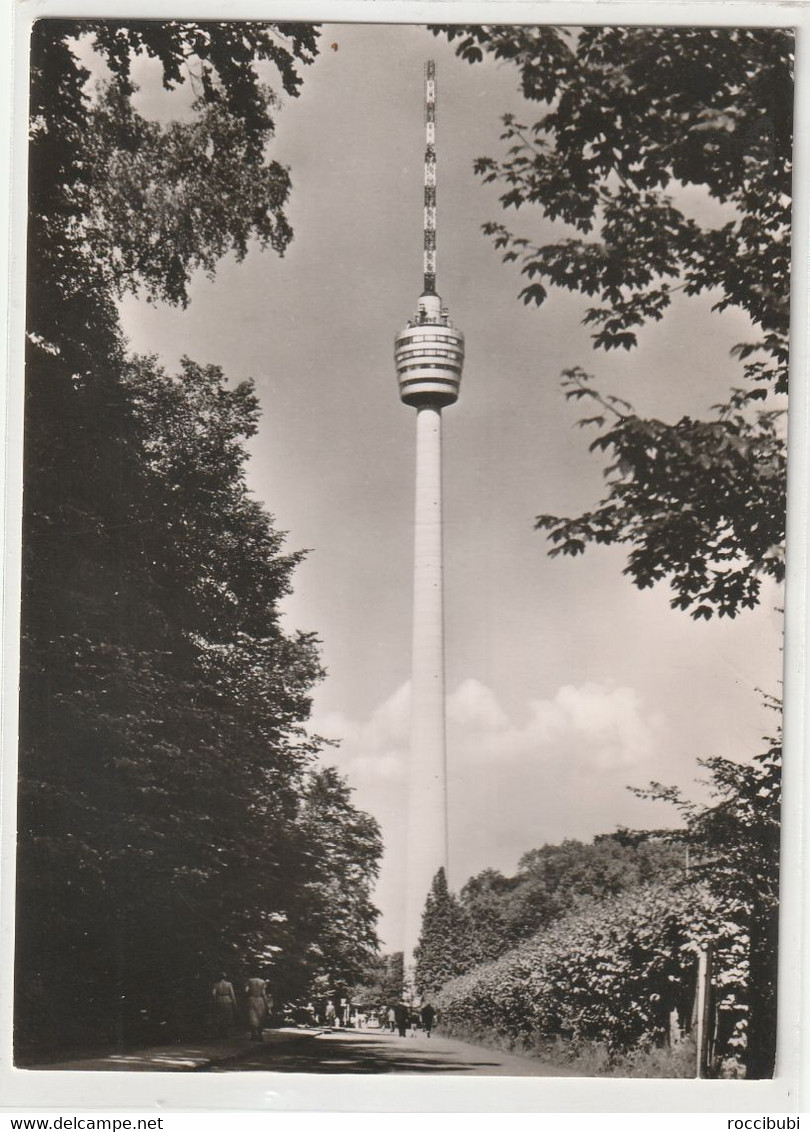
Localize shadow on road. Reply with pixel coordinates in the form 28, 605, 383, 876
26, 1028, 569, 1075
206, 1032, 503, 1074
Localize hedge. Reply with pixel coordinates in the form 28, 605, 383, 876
435, 882, 747, 1066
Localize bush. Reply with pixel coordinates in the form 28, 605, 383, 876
436, 882, 745, 1070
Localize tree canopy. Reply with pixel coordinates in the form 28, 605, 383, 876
437, 25, 791, 618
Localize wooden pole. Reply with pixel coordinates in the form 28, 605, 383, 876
695, 943, 714, 1077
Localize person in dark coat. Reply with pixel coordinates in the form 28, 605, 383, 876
393, 1001, 409, 1037
420, 1002, 436, 1038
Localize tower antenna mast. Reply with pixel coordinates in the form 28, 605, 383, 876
423, 60, 437, 295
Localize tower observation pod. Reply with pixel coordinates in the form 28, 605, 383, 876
394, 60, 465, 985
394, 294, 465, 407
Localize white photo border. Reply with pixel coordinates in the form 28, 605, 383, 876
1, 0, 807, 1114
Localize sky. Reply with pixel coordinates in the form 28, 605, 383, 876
116, 23, 785, 950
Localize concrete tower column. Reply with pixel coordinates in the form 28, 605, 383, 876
393, 60, 464, 991
404, 404, 448, 967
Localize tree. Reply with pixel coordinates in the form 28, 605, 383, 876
632, 716, 781, 1078
414, 868, 471, 997
286, 767, 383, 995
16, 349, 330, 1050
510, 833, 683, 932
437, 26, 791, 618
457, 836, 684, 968
351, 952, 405, 1006
458, 869, 519, 966
24, 19, 321, 669
28, 21, 319, 319
416, 839, 684, 1000
17, 20, 385, 1057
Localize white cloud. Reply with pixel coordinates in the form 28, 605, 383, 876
447, 679, 662, 771
447, 677, 510, 731
313, 677, 662, 781
310, 682, 410, 782
310, 677, 667, 949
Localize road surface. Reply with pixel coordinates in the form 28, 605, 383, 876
34, 1026, 576, 1076
208, 1027, 572, 1075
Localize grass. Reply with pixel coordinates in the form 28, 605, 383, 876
437, 1023, 698, 1078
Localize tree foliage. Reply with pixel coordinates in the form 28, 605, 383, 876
437, 25, 791, 617
17, 19, 384, 1057
351, 952, 405, 1006
535, 370, 786, 618
458, 833, 684, 966
414, 868, 470, 997
413, 835, 683, 1003
632, 714, 781, 1078
289, 767, 383, 994
424, 740, 779, 1076
457, 869, 521, 967
29, 20, 319, 320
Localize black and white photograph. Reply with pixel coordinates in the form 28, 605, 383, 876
3, 8, 804, 1102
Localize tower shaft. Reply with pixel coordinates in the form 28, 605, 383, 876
404, 405, 448, 965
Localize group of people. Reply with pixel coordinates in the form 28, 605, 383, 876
211, 974, 272, 1041
386, 1001, 436, 1038
211, 977, 437, 1043
303, 1000, 437, 1038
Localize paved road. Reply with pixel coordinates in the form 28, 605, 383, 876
209, 1028, 572, 1075
35, 1027, 574, 1076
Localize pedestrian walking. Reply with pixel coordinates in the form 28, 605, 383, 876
245, 975, 270, 1041
212, 974, 237, 1038
387, 1006, 396, 1033
420, 1002, 436, 1038
393, 1001, 409, 1038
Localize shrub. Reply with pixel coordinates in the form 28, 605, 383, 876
436, 881, 746, 1070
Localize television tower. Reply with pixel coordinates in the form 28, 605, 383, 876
394, 60, 465, 977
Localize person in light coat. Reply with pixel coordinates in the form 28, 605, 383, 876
245, 975, 270, 1041
212, 974, 237, 1037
